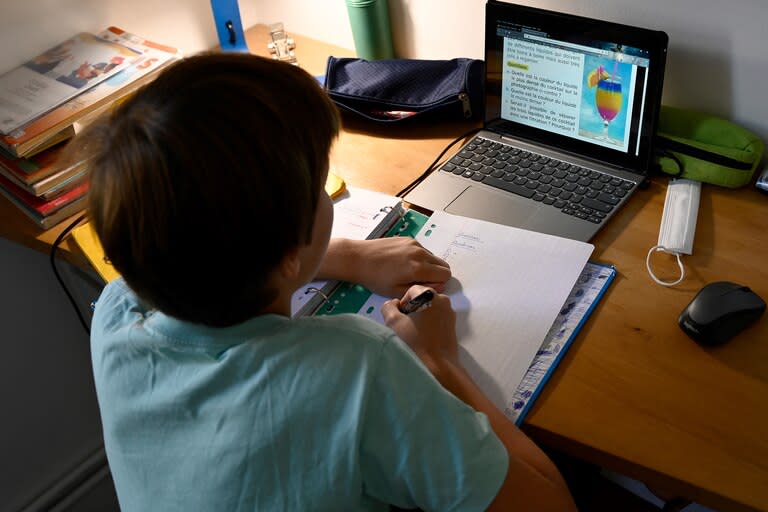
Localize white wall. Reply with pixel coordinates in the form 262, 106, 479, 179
0, 0, 257, 70
1, 0, 766, 139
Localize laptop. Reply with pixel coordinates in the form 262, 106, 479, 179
404, 1, 668, 242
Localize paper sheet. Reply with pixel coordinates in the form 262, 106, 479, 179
356, 210, 594, 412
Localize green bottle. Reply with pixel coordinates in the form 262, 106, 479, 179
345, 0, 395, 60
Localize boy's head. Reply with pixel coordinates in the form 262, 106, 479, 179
73, 53, 340, 326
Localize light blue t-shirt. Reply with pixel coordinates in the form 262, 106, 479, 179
91, 279, 508, 511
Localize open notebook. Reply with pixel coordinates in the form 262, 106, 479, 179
294, 187, 598, 421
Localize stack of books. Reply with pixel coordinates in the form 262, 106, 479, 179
0, 27, 181, 229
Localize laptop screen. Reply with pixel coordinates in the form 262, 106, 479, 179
484, 1, 668, 173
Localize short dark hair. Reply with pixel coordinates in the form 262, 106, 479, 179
71, 53, 340, 326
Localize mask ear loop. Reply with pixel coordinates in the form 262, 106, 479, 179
646, 245, 685, 286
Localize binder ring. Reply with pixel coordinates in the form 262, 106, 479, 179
306, 286, 330, 303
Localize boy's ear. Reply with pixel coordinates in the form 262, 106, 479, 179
278, 246, 302, 280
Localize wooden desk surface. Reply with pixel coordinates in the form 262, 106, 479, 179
3, 24, 766, 512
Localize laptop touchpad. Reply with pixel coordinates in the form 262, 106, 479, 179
445, 186, 536, 228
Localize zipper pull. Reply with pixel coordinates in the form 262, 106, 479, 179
459, 92, 471, 118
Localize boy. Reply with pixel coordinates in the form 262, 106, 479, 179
74, 53, 576, 511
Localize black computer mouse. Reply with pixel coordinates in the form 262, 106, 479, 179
679, 281, 766, 346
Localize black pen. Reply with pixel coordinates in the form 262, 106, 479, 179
399, 290, 434, 314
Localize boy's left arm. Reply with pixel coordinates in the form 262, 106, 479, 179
318, 237, 451, 298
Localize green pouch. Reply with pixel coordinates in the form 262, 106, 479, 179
654, 105, 764, 188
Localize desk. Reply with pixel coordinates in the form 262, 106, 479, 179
3, 24, 767, 512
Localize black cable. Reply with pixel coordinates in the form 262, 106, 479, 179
396, 127, 484, 198
50, 212, 91, 335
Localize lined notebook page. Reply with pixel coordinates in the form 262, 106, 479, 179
356, 210, 594, 412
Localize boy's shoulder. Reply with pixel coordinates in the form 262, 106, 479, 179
100, 277, 136, 303
93, 277, 150, 332
94, 278, 400, 352
290, 312, 404, 358
300, 312, 396, 342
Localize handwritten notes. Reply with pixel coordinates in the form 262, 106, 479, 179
359, 210, 594, 413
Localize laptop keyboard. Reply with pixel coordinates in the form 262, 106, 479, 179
440, 136, 635, 224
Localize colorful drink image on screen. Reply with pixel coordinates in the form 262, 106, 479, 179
596, 75, 621, 144
596, 76, 621, 124
578, 56, 632, 148
497, 26, 647, 155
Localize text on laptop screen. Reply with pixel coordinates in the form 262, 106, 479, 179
500, 24, 649, 156
484, 2, 668, 173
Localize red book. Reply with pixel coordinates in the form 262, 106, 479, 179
0, 171, 88, 216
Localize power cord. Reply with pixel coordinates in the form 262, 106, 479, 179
50, 212, 91, 336
396, 127, 483, 198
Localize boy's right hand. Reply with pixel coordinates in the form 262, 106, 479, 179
381, 285, 459, 370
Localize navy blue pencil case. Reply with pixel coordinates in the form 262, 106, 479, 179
324, 57, 484, 123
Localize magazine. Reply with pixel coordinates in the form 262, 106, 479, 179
0, 27, 180, 157
0, 32, 143, 135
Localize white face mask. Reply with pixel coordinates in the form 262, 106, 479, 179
646, 178, 701, 286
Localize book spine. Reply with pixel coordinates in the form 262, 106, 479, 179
0, 172, 88, 215
35, 181, 90, 215
0, 160, 86, 197
0, 183, 87, 230
0, 143, 66, 184
36, 167, 88, 198
0, 125, 75, 158
38, 196, 88, 230
0, 166, 33, 193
